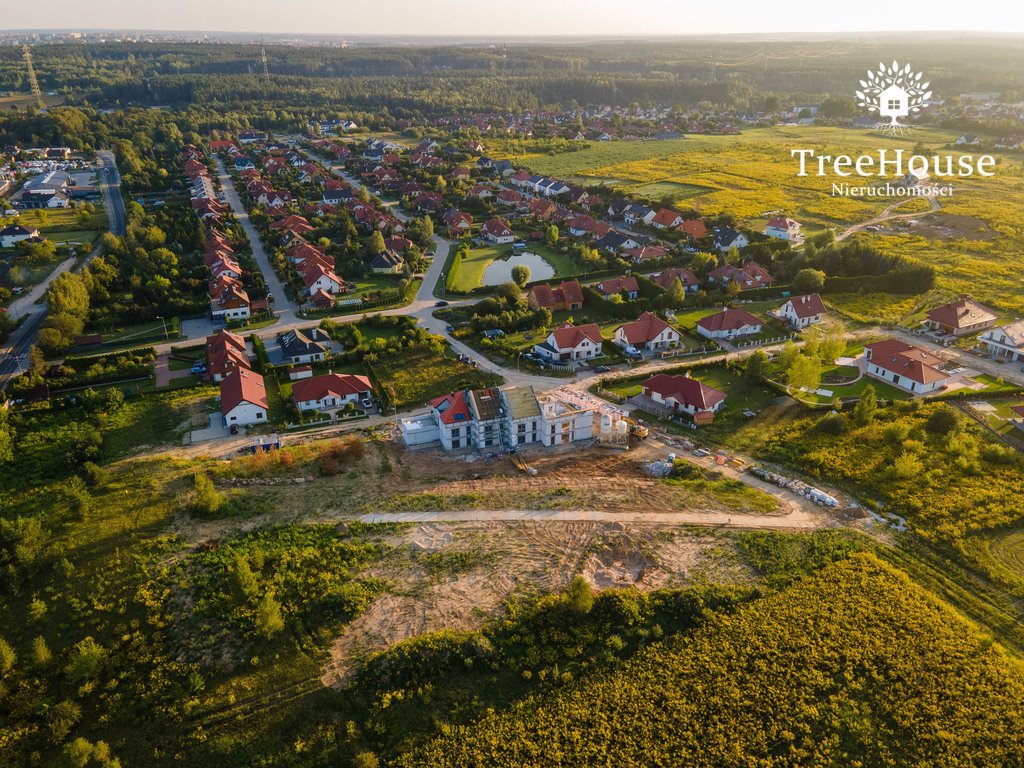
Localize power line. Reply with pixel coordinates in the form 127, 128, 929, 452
22, 44, 45, 111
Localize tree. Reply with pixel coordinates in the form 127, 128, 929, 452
353, 752, 380, 768
691, 251, 717, 274
546, 225, 559, 247
32, 635, 52, 667
787, 355, 822, 393
191, 471, 224, 516
368, 230, 386, 255
819, 96, 856, 119
793, 268, 827, 295
818, 331, 845, 365
777, 341, 800, 371
511, 264, 531, 287
852, 385, 878, 426
745, 350, 770, 384
48, 700, 82, 742
566, 576, 594, 614
926, 405, 962, 435
0, 637, 15, 675
232, 552, 259, 602
255, 591, 285, 639
65, 637, 105, 683
0, 412, 13, 465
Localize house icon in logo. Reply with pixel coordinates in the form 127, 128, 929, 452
878, 83, 910, 125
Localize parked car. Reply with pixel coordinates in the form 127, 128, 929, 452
593, 365, 611, 373
190, 363, 208, 375
435, 300, 449, 307
361, 398, 374, 410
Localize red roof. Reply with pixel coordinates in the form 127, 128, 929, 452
653, 267, 699, 289
482, 218, 514, 238
864, 339, 949, 385
292, 374, 372, 404
697, 308, 763, 332
676, 218, 707, 239
925, 297, 997, 330
651, 208, 682, 228
220, 369, 268, 415
551, 323, 603, 350
617, 311, 674, 344
431, 390, 472, 425
642, 373, 726, 411
784, 294, 827, 319
596, 276, 640, 296
303, 262, 344, 289
269, 215, 312, 233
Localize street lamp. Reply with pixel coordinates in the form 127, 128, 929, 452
156, 315, 169, 340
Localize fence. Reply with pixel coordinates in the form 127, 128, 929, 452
956, 400, 1024, 453
731, 334, 795, 349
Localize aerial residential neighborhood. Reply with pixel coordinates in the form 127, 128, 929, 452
1, 13, 1024, 768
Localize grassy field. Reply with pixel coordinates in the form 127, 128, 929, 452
492, 126, 961, 226
370, 344, 503, 409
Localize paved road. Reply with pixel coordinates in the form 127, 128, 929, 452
1, 151, 125, 392
214, 156, 298, 320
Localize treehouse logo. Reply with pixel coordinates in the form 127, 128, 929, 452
856, 61, 932, 134
789, 60, 997, 198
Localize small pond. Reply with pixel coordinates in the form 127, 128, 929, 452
481, 252, 556, 286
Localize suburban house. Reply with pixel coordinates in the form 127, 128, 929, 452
370, 250, 404, 274
641, 372, 727, 419
676, 218, 708, 240
278, 327, 331, 364
863, 338, 953, 394
765, 217, 803, 241
220, 368, 268, 427
595, 230, 641, 253
614, 311, 680, 351
303, 263, 346, 295
653, 267, 700, 293
533, 323, 604, 362
696, 308, 764, 339
594, 276, 640, 300
623, 205, 656, 227
291, 373, 373, 412
778, 294, 826, 328
923, 296, 998, 337
626, 244, 669, 263
980, 320, 1024, 362
712, 227, 750, 252
0, 224, 41, 248
706, 261, 775, 289
482, 218, 516, 244
527, 280, 584, 311
651, 208, 684, 230
210, 282, 251, 321
205, 330, 251, 382
427, 390, 475, 450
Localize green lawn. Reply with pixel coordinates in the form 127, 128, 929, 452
46, 228, 100, 244
450, 242, 581, 292
370, 345, 503, 409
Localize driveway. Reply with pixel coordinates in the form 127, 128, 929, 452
188, 412, 232, 443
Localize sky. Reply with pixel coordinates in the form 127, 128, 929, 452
5, 0, 1024, 37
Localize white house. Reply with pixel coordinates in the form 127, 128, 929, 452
641, 372, 726, 417
534, 323, 603, 362
291, 373, 372, 412
778, 294, 826, 328
537, 393, 594, 446
765, 217, 803, 241
980, 320, 1024, 363
862, 338, 953, 394
614, 311, 680, 351
0, 224, 40, 249
695, 308, 763, 340
220, 369, 268, 427
482, 218, 515, 244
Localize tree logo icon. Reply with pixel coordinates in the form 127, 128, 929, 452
856, 62, 932, 134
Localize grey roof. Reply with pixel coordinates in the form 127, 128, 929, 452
279, 327, 330, 358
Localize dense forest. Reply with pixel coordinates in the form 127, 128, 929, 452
2, 39, 1024, 116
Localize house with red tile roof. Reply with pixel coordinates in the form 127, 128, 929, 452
706, 261, 775, 289
527, 280, 584, 311
534, 323, 604, 362
595, 276, 640, 300
269, 215, 313, 235
653, 267, 700, 292
205, 330, 251, 382
303, 263, 346, 295
614, 311, 680, 351
695, 308, 763, 339
923, 296, 998, 337
765, 217, 803, 241
676, 218, 708, 240
778, 294, 826, 328
626, 244, 670, 263
651, 209, 684, 230
430, 390, 474, 450
641, 372, 726, 417
863, 339, 953, 394
292, 374, 373, 412
220, 368, 268, 427
527, 198, 557, 220
482, 218, 515, 244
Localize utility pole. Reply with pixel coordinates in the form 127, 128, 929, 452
260, 42, 271, 86
23, 45, 45, 111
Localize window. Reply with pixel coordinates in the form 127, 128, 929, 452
887, 99, 901, 110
